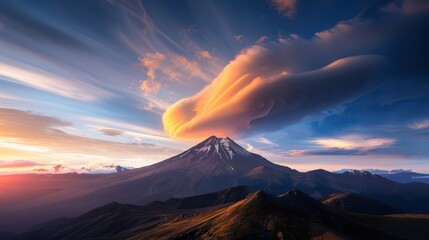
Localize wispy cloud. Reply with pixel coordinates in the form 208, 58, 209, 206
138, 51, 218, 95
0, 62, 110, 101
197, 50, 215, 61
269, 0, 298, 18
0, 138, 51, 153
80, 116, 172, 142
255, 35, 269, 44
257, 137, 279, 146
0, 108, 180, 171
0, 160, 45, 169
312, 135, 395, 151
410, 119, 429, 130
98, 128, 124, 136
234, 35, 244, 42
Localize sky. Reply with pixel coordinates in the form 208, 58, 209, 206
0, 0, 428, 174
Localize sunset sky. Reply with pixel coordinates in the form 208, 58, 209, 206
1, 0, 428, 174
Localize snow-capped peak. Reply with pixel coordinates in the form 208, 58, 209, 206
345, 170, 372, 176
190, 136, 252, 161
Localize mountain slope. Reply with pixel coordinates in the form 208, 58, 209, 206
1, 136, 429, 233
21, 186, 255, 240
21, 188, 429, 240
134, 190, 429, 240
322, 192, 402, 215
379, 172, 429, 184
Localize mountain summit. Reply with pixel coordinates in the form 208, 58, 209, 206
156, 136, 283, 176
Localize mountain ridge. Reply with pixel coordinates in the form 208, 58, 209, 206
21, 187, 429, 240
1, 136, 429, 233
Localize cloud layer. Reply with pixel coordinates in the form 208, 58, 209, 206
0, 108, 179, 168
162, 1, 428, 139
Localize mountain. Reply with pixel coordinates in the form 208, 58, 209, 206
21, 186, 255, 240
321, 192, 402, 215
146, 185, 255, 209
115, 165, 130, 172
334, 168, 414, 174
2, 136, 429, 233
334, 169, 429, 184
379, 172, 429, 185
21, 188, 429, 240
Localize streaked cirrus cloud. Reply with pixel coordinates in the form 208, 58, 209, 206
0, 108, 180, 166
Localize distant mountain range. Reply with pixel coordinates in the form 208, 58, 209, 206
1, 136, 429, 234
334, 169, 429, 184
12, 187, 429, 240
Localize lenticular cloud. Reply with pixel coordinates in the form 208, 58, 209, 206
162, 45, 385, 139
162, 3, 428, 139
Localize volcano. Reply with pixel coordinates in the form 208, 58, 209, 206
1, 136, 429, 232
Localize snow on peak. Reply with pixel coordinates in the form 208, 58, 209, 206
219, 137, 234, 160
345, 170, 372, 176
200, 136, 252, 161
173, 136, 254, 162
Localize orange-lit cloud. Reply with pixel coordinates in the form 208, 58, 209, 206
256, 35, 269, 44
162, 43, 385, 139
140, 79, 162, 95
138, 51, 215, 95
269, 0, 297, 18
197, 50, 215, 61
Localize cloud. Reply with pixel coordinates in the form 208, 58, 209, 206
255, 36, 269, 44
139, 52, 166, 81
286, 148, 367, 157
162, 3, 429, 139
0, 2, 91, 52
0, 160, 44, 169
53, 164, 65, 173
0, 62, 111, 101
312, 135, 396, 152
234, 35, 244, 42
139, 52, 165, 95
138, 51, 215, 95
33, 168, 48, 172
269, 0, 298, 18
163, 53, 385, 139
0, 108, 179, 163
0, 138, 51, 153
402, 0, 429, 13
197, 50, 215, 61
266, 134, 395, 158
257, 137, 278, 146
410, 119, 429, 130
98, 128, 124, 136
81, 116, 172, 142
110, 0, 223, 99
140, 79, 162, 95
